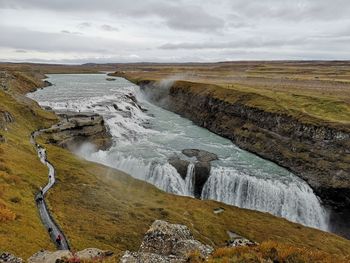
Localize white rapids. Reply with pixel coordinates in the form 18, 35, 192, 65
28, 74, 329, 231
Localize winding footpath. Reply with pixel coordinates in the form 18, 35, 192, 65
30, 131, 70, 250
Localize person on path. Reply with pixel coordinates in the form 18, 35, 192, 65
56, 234, 62, 246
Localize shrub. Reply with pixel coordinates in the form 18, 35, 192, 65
0, 203, 16, 222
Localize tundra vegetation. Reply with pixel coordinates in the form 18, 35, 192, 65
0, 63, 350, 261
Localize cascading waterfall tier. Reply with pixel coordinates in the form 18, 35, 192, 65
201, 167, 329, 230
184, 163, 195, 196
28, 74, 330, 231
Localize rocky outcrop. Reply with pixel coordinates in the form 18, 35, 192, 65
182, 149, 218, 163
28, 248, 113, 263
28, 251, 72, 263
43, 80, 53, 87
0, 252, 23, 263
42, 112, 112, 151
226, 231, 257, 247
169, 149, 218, 198
121, 220, 213, 263
0, 71, 9, 91
0, 111, 14, 130
168, 157, 189, 179
138, 80, 350, 212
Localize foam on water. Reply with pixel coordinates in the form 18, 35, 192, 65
28, 74, 329, 231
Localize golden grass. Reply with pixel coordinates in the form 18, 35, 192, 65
1, 66, 350, 260
188, 241, 350, 263
0, 70, 58, 257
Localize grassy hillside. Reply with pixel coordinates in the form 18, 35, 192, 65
113, 61, 350, 130
189, 241, 350, 262
0, 70, 58, 256
1, 65, 350, 260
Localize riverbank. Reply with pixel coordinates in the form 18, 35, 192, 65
1, 65, 350, 260
110, 62, 350, 236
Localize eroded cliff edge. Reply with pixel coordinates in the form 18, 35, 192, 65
41, 111, 112, 151
126, 78, 350, 214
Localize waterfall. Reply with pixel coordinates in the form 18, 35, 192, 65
184, 163, 195, 196
84, 149, 188, 196
29, 74, 331, 232
146, 162, 187, 195
201, 167, 329, 230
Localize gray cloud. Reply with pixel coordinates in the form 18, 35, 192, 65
1, 0, 350, 62
77, 22, 91, 29
228, 0, 350, 21
0, 0, 225, 32
100, 24, 119, 32
61, 30, 82, 35
160, 37, 307, 50
0, 25, 138, 53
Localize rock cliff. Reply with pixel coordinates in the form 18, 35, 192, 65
42, 111, 112, 151
169, 149, 218, 198
136, 79, 350, 213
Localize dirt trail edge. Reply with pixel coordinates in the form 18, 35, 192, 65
30, 131, 70, 250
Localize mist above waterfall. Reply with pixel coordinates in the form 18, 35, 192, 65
141, 73, 191, 107
28, 73, 330, 231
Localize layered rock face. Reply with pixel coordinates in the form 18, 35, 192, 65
138, 80, 350, 212
169, 149, 218, 198
121, 220, 213, 263
42, 112, 112, 151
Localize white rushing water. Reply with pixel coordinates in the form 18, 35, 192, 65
28, 74, 329, 230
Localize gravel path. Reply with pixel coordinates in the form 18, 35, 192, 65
31, 131, 70, 250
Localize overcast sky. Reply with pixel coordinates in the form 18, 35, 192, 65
1, 0, 350, 63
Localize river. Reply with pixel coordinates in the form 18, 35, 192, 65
28, 74, 329, 231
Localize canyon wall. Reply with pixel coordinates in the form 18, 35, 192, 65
137, 79, 350, 213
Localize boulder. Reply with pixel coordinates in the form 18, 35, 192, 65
226, 231, 257, 247
182, 149, 218, 162
27, 250, 72, 263
75, 248, 113, 260
0, 252, 23, 263
121, 220, 213, 263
